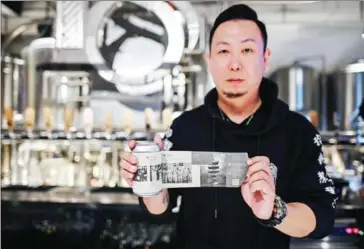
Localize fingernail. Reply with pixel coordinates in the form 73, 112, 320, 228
247, 159, 252, 164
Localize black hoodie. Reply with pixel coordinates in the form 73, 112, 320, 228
140, 78, 336, 249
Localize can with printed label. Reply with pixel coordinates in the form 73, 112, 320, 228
132, 141, 163, 197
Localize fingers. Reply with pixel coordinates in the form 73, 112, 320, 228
246, 156, 275, 192
154, 134, 164, 150
248, 161, 272, 178
249, 170, 269, 183
250, 179, 272, 194
248, 170, 275, 190
122, 169, 134, 181
120, 150, 138, 187
121, 169, 134, 187
128, 140, 136, 150
121, 151, 137, 165
247, 156, 269, 165
120, 164, 136, 187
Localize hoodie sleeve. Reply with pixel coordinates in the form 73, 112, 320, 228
287, 124, 337, 239
138, 116, 186, 215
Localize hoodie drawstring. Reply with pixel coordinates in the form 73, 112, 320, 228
212, 118, 218, 219
254, 136, 262, 249
212, 117, 263, 248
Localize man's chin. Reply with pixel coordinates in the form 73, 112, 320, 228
223, 91, 246, 99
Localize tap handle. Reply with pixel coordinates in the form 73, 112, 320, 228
83, 107, 93, 135
123, 108, 132, 135
105, 111, 113, 134
64, 107, 74, 133
43, 106, 53, 133
4, 107, 14, 131
24, 107, 35, 132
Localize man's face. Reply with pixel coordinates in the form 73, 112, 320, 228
206, 20, 271, 104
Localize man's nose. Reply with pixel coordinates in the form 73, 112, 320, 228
228, 55, 242, 71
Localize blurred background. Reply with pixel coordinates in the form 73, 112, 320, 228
1, 1, 364, 248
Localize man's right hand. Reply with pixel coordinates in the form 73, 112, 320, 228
120, 134, 164, 187
119, 134, 169, 215
120, 140, 138, 187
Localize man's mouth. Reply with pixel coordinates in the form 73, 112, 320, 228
227, 78, 244, 84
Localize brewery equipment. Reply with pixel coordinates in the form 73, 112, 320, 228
85, 0, 207, 130
269, 61, 364, 206
1, 0, 209, 191
21, 37, 55, 130
269, 63, 320, 127
319, 61, 364, 206
269, 63, 319, 112
329, 60, 364, 132
1, 56, 26, 130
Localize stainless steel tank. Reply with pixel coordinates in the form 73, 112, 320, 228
331, 60, 364, 131
269, 64, 319, 112
269, 64, 320, 127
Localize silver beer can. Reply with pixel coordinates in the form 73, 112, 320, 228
132, 141, 163, 197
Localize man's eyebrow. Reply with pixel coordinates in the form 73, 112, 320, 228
216, 38, 257, 45
241, 38, 257, 43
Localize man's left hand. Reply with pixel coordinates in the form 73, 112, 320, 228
241, 156, 276, 220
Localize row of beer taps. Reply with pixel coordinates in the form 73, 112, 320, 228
1, 98, 175, 188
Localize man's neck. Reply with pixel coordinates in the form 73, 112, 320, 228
217, 95, 262, 124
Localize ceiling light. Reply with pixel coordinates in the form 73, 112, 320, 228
243, 1, 318, 4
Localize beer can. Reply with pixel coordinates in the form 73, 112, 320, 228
132, 141, 163, 197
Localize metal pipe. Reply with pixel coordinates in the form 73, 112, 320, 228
1, 18, 53, 54
292, 54, 326, 72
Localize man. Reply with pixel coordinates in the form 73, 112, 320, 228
120, 4, 336, 249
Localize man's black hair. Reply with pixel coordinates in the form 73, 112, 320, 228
209, 4, 268, 51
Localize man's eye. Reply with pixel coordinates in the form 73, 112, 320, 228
218, 49, 228, 54
243, 48, 253, 53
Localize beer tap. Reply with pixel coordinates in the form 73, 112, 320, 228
162, 108, 173, 130
123, 108, 133, 137
43, 105, 53, 138
83, 107, 93, 139
144, 107, 153, 132
1, 107, 14, 186
145, 107, 155, 141
3, 107, 14, 138
64, 106, 74, 139
105, 111, 113, 139
24, 107, 35, 139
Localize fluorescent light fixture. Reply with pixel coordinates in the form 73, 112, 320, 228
345, 60, 364, 73
243, 1, 318, 4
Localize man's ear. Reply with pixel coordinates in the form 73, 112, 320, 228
264, 48, 272, 72
205, 51, 211, 69
205, 50, 211, 60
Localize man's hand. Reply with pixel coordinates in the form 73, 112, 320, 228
120, 134, 169, 215
241, 156, 276, 220
120, 134, 164, 187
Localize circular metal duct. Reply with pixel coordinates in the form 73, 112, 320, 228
171, 1, 200, 51
85, 1, 187, 96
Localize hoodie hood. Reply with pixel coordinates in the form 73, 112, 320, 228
204, 77, 289, 137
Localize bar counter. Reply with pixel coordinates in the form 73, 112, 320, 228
2, 186, 364, 249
